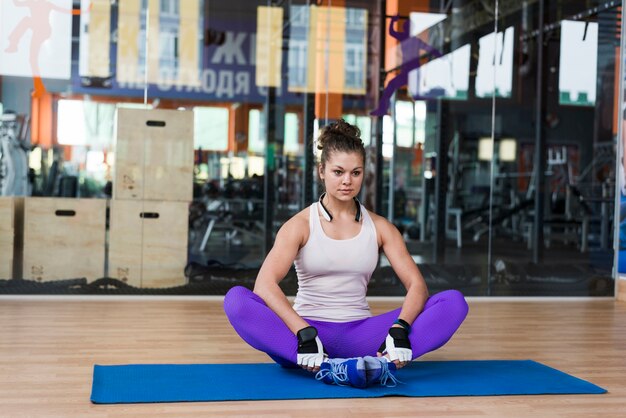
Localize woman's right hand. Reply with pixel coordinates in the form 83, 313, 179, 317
296, 326, 327, 372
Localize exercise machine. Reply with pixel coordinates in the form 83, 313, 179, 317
0, 111, 31, 196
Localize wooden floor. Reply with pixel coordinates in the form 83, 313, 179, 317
1, 297, 625, 418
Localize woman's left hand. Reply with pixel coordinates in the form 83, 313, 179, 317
377, 326, 412, 368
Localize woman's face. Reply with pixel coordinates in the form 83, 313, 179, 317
319, 151, 364, 202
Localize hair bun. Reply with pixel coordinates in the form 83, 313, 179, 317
317, 119, 361, 150
327, 119, 360, 138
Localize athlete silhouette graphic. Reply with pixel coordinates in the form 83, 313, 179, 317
371, 16, 442, 116
5, 0, 86, 98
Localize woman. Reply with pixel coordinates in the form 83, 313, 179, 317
224, 120, 468, 388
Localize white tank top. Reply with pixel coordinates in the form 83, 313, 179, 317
292, 202, 379, 322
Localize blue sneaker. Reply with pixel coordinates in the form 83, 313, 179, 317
363, 356, 400, 387
315, 357, 367, 388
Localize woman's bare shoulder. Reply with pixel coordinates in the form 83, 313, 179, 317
277, 206, 311, 245
364, 208, 396, 245
365, 208, 391, 229
287, 206, 311, 228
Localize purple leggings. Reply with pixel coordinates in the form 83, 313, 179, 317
223, 286, 469, 366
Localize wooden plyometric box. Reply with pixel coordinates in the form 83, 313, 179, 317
0, 197, 24, 279
23, 198, 106, 282
109, 200, 189, 288
114, 108, 194, 202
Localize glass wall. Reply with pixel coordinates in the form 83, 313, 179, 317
484, 2, 620, 296
0, 0, 621, 296
616, 0, 626, 298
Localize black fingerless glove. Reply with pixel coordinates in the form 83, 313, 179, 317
378, 324, 412, 362
296, 326, 327, 368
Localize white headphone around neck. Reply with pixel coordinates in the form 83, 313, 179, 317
318, 192, 362, 222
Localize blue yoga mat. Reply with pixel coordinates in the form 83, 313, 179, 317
90, 360, 606, 404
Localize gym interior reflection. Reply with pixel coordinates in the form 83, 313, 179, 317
0, 0, 620, 297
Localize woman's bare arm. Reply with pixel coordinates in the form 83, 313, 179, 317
253, 215, 310, 334
374, 214, 429, 325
